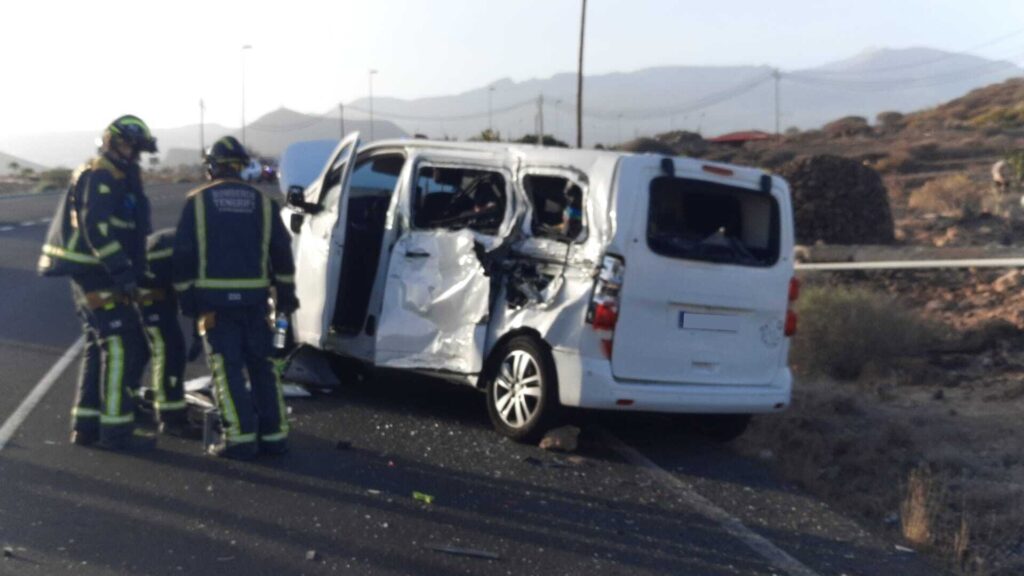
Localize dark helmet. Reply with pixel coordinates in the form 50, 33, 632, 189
205, 136, 250, 174
105, 115, 158, 153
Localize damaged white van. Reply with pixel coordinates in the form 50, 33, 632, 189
280, 132, 797, 441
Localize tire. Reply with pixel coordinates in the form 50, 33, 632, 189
485, 336, 559, 442
686, 414, 752, 442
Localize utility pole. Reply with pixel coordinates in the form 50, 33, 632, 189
241, 44, 252, 147
773, 68, 781, 141
554, 99, 562, 142
488, 85, 495, 133
576, 0, 587, 148
537, 94, 545, 146
368, 69, 378, 141
617, 113, 623, 144
199, 98, 206, 159
339, 103, 345, 138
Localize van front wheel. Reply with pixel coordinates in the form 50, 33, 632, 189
485, 336, 558, 442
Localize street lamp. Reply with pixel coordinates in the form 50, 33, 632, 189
241, 44, 252, 147
368, 69, 378, 141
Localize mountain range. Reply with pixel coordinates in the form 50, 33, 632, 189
3, 47, 1020, 168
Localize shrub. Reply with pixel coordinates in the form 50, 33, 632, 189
876, 111, 906, 133
791, 285, 932, 379
32, 168, 72, 193
907, 173, 982, 215
823, 116, 873, 138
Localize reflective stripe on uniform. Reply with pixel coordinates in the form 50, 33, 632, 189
173, 281, 194, 292
95, 241, 123, 258
146, 327, 166, 404
147, 248, 173, 260
109, 216, 135, 230
195, 278, 271, 289
100, 413, 134, 425
105, 336, 124, 418
275, 274, 294, 284
210, 353, 242, 440
42, 244, 99, 264
261, 431, 288, 442
72, 407, 101, 418
154, 400, 187, 411
226, 433, 257, 445
271, 357, 290, 436
195, 194, 208, 280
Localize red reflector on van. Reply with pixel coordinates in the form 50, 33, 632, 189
784, 310, 798, 337
702, 165, 734, 177
616, 399, 634, 406
789, 277, 800, 302
591, 303, 619, 331
601, 339, 614, 359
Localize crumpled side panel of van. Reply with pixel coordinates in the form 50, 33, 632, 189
375, 229, 489, 373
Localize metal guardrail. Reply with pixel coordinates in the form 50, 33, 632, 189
796, 258, 1024, 271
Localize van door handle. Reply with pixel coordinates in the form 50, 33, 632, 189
405, 250, 430, 259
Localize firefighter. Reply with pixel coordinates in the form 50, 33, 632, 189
172, 136, 298, 460
38, 115, 157, 450
139, 228, 190, 435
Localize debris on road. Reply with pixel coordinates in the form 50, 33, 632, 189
412, 491, 435, 504
539, 425, 580, 452
427, 545, 500, 560
894, 545, 916, 554
2, 546, 13, 559
305, 550, 320, 561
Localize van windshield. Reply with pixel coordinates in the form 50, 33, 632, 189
647, 176, 780, 267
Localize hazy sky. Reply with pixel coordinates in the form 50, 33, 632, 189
3, 0, 1024, 136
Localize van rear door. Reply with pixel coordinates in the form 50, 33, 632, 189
611, 158, 793, 386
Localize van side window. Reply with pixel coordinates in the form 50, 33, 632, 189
317, 142, 355, 205
523, 175, 584, 242
647, 176, 780, 267
413, 166, 506, 234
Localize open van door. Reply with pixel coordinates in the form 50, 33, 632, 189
291, 132, 360, 347
373, 151, 514, 375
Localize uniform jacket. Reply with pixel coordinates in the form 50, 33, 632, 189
38, 154, 150, 291
172, 179, 296, 315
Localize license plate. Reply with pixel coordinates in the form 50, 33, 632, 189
678, 311, 740, 333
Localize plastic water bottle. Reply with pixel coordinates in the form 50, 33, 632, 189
273, 313, 288, 350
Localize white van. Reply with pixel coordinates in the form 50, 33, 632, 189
280, 132, 797, 441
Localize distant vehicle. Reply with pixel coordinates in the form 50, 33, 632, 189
240, 159, 262, 182
281, 133, 797, 442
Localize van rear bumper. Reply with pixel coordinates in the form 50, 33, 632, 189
552, 348, 792, 414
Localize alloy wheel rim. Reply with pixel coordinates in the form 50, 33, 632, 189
493, 350, 542, 429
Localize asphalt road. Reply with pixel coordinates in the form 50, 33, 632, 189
0, 184, 943, 575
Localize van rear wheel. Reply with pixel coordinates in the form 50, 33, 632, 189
485, 336, 558, 442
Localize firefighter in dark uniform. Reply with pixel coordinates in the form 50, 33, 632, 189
172, 136, 298, 460
139, 228, 189, 434
38, 115, 157, 450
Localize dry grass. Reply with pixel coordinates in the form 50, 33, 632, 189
791, 285, 934, 379
907, 173, 986, 215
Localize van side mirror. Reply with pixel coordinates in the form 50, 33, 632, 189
286, 185, 323, 215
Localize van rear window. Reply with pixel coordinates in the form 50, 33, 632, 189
647, 176, 780, 267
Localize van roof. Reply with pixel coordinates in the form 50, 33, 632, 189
363, 138, 631, 165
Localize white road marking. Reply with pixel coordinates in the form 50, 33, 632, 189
0, 336, 85, 452
19, 221, 34, 227
599, 430, 821, 576
0, 226, 13, 233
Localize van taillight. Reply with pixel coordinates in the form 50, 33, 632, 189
785, 310, 798, 337
588, 255, 625, 358
785, 276, 799, 337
